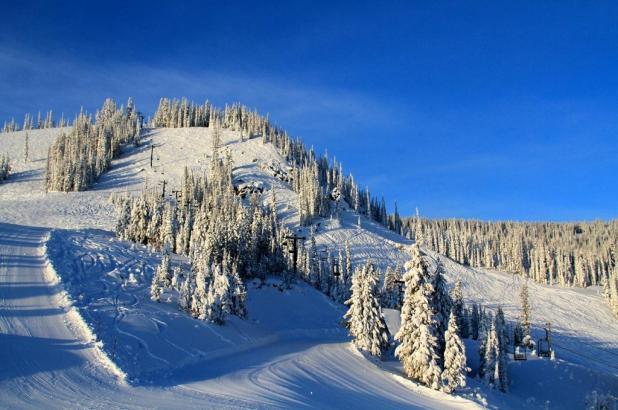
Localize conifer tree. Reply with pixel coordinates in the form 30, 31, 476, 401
441, 309, 467, 393
344, 261, 390, 358
382, 265, 403, 309
433, 258, 452, 352
23, 132, 29, 163
0, 154, 10, 182
480, 308, 508, 392
395, 245, 443, 390
520, 279, 531, 345
150, 254, 171, 302
452, 279, 466, 337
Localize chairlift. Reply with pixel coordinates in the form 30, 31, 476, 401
537, 323, 552, 358
514, 344, 527, 361
332, 257, 340, 277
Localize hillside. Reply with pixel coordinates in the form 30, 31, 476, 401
1, 125, 617, 409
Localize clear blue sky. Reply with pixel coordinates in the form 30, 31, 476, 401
1, 1, 617, 221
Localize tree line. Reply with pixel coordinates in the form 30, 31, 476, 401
2, 110, 68, 133
400, 216, 618, 318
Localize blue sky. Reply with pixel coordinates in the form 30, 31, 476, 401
1, 1, 617, 221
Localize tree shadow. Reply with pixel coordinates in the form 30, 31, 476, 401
0, 334, 87, 381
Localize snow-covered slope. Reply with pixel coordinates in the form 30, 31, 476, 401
1, 222, 477, 409
1, 126, 617, 409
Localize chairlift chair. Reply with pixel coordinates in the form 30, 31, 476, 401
537, 338, 551, 358
514, 344, 527, 361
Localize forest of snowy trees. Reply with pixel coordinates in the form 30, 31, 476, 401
45, 98, 141, 191
399, 217, 618, 318
115, 127, 290, 323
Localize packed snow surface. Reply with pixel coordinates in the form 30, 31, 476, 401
1, 126, 617, 409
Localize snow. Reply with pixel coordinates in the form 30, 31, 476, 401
1, 126, 617, 408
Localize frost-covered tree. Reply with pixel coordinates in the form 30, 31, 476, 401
382, 265, 403, 309
23, 132, 29, 163
150, 254, 171, 302
344, 260, 390, 358
395, 245, 442, 390
480, 307, 508, 392
441, 309, 467, 393
205, 262, 231, 324
451, 279, 466, 338
433, 258, 452, 352
159, 203, 177, 253
0, 153, 10, 182
520, 279, 531, 344
114, 197, 131, 240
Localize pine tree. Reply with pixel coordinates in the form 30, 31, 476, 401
344, 261, 390, 358
480, 309, 508, 392
441, 309, 467, 393
23, 132, 29, 163
206, 262, 231, 324
0, 153, 11, 182
178, 273, 193, 312
382, 265, 402, 309
115, 198, 131, 240
192, 260, 210, 319
150, 254, 171, 302
433, 258, 452, 352
395, 245, 443, 390
452, 279, 465, 337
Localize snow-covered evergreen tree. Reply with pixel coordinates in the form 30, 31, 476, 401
441, 309, 467, 393
150, 254, 171, 302
0, 153, 10, 182
433, 258, 452, 352
382, 265, 403, 309
480, 307, 508, 392
344, 260, 390, 358
395, 245, 442, 390
206, 262, 231, 324
451, 279, 466, 338
23, 132, 29, 163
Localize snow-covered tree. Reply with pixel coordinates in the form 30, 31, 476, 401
395, 245, 442, 390
451, 279, 466, 338
433, 258, 452, 351
480, 307, 508, 392
441, 309, 467, 393
150, 254, 171, 302
0, 153, 10, 182
344, 260, 390, 358
205, 262, 231, 324
23, 132, 29, 163
520, 279, 531, 345
382, 265, 403, 309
